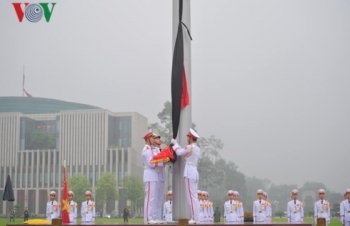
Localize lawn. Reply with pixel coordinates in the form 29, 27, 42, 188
0, 217, 343, 225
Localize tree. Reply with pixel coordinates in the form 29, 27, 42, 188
198, 135, 223, 163
331, 203, 340, 216
151, 101, 197, 144
95, 173, 118, 207
268, 183, 298, 214
69, 174, 92, 205
122, 176, 144, 216
28, 129, 55, 150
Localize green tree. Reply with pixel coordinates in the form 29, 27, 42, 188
13, 204, 21, 217
69, 174, 92, 205
28, 129, 55, 150
151, 101, 197, 144
198, 135, 223, 163
268, 183, 298, 215
331, 203, 340, 214
307, 211, 314, 217
95, 172, 118, 206
122, 176, 144, 215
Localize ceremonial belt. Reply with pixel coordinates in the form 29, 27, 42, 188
186, 161, 197, 166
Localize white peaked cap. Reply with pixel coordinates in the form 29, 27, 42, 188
85, 191, 92, 196
197, 190, 202, 194
318, 189, 325, 194
345, 189, 350, 195
143, 129, 153, 139
257, 189, 263, 194
68, 191, 74, 196
50, 191, 56, 196
168, 190, 172, 195
228, 190, 234, 194
291, 189, 298, 195
233, 191, 239, 196
188, 128, 200, 138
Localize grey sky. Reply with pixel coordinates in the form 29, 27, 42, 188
1, 0, 349, 193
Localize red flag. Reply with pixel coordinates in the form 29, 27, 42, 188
150, 146, 174, 163
61, 167, 70, 223
23, 88, 32, 97
181, 67, 189, 109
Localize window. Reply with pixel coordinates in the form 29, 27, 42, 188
45, 152, 48, 165
112, 150, 116, 164
50, 152, 54, 164
56, 152, 59, 165
44, 172, 48, 187
29, 153, 32, 165
33, 167, 37, 187
34, 152, 37, 164
23, 153, 26, 165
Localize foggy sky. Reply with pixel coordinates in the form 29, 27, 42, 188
0, 0, 349, 193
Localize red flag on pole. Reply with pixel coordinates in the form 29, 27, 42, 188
61, 167, 70, 223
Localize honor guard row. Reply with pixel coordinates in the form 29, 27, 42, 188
253, 189, 272, 223
143, 128, 201, 224
198, 190, 214, 223
46, 190, 95, 223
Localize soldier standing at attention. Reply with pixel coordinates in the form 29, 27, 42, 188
263, 192, 272, 222
233, 191, 244, 222
253, 189, 267, 223
154, 133, 166, 223
340, 189, 350, 226
224, 190, 239, 223
163, 190, 173, 222
68, 191, 77, 223
81, 191, 95, 223
287, 189, 304, 222
46, 191, 60, 221
314, 189, 330, 226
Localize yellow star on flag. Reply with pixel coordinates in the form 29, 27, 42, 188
62, 199, 68, 212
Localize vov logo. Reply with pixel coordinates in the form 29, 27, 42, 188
12, 3, 56, 23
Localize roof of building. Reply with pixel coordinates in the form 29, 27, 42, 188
0, 97, 101, 114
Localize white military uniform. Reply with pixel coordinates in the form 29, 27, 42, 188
263, 193, 272, 222
287, 200, 304, 222
234, 192, 244, 222
253, 199, 267, 222
163, 200, 173, 222
224, 199, 240, 223
314, 200, 330, 225
340, 190, 350, 226
46, 200, 60, 221
199, 199, 204, 222
172, 141, 200, 222
68, 200, 78, 223
142, 143, 164, 223
81, 200, 95, 223
155, 146, 166, 221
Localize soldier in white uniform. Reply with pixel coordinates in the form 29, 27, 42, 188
263, 192, 272, 222
171, 128, 200, 224
68, 191, 78, 223
287, 189, 304, 222
224, 190, 240, 223
340, 189, 350, 226
205, 192, 213, 222
314, 189, 330, 226
154, 134, 166, 223
46, 191, 60, 221
142, 129, 164, 224
198, 191, 204, 223
233, 191, 244, 222
81, 191, 95, 223
253, 189, 267, 223
163, 190, 173, 222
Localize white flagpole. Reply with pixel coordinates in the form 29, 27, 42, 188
172, 0, 192, 221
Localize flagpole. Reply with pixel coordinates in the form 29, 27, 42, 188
172, 0, 192, 221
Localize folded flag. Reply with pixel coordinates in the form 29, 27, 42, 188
150, 146, 174, 163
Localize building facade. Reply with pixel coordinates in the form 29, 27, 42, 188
0, 97, 147, 216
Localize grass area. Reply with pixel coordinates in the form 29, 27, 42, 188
0, 217, 343, 225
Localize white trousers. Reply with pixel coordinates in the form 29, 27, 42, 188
184, 177, 199, 221
344, 221, 350, 226
144, 181, 157, 222
156, 181, 165, 220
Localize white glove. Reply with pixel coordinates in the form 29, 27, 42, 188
171, 138, 177, 144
